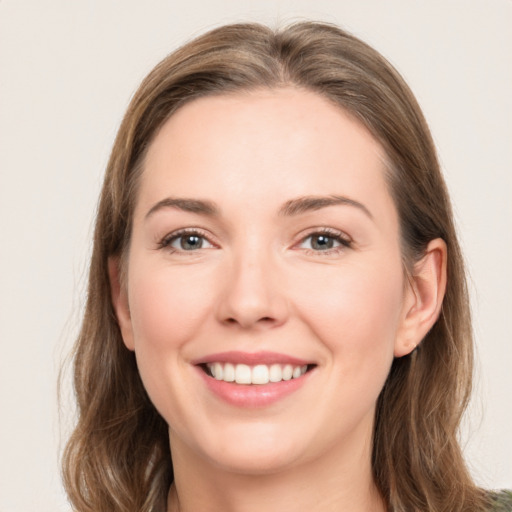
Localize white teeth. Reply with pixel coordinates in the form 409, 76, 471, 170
206, 362, 308, 385
269, 364, 282, 382
252, 365, 269, 384
212, 362, 223, 380
235, 364, 252, 384
223, 363, 235, 382
282, 364, 293, 381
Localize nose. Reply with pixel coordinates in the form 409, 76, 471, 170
215, 251, 289, 330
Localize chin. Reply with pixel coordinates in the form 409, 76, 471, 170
208, 443, 302, 476
186, 422, 309, 476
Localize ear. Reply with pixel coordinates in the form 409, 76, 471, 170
108, 256, 135, 351
394, 238, 447, 357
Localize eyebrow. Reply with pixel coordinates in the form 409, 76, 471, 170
278, 195, 373, 219
145, 194, 373, 220
145, 197, 219, 220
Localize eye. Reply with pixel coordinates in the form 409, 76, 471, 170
298, 230, 351, 253
160, 230, 214, 252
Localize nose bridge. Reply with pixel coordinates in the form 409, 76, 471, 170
216, 237, 288, 329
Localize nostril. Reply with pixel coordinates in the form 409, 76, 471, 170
224, 316, 275, 326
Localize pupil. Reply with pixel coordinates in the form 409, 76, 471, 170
312, 235, 333, 250
181, 235, 202, 250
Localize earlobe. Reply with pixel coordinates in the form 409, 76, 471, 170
108, 256, 135, 351
394, 238, 447, 357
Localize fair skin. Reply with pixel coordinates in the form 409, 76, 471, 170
110, 88, 446, 512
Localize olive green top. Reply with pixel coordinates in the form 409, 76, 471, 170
489, 490, 512, 511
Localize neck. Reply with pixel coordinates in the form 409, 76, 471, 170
166, 430, 386, 512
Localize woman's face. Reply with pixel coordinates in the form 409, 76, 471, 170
115, 88, 417, 475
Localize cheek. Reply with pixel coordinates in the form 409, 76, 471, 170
128, 262, 215, 351
296, 258, 404, 381
125, 262, 218, 420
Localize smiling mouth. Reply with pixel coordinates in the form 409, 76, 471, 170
201, 363, 315, 385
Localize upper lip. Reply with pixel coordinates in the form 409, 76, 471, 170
191, 351, 312, 366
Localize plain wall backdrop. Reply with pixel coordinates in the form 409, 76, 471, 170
0, 1, 511, 510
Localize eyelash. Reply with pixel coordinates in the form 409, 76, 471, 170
296, 228, 352, 256
158, 228, 215, 254
157, 227, 352, 255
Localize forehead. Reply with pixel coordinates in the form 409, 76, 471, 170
137, 87, 394, 222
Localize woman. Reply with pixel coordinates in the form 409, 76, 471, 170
62, 21, 511, 512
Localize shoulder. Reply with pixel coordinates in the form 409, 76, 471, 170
487, 490, 512, 511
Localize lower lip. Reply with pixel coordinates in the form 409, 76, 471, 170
196, 367, 311, 408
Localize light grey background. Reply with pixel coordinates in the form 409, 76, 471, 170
0, 1, 510, 510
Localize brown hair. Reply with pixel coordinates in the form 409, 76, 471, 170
62, 21, 488, 511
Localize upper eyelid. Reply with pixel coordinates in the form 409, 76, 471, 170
295, 227, 352, 243
293, 228, 354, 253
158, 227, 216, 247
156, 226, 352, 248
